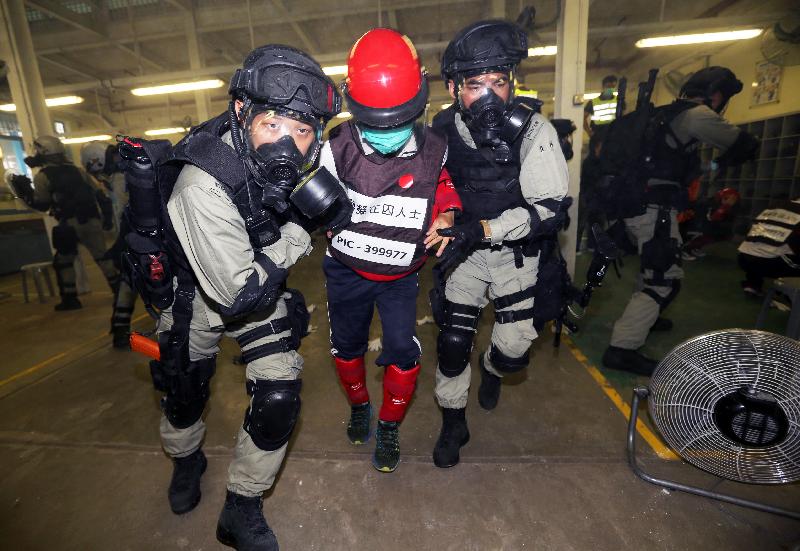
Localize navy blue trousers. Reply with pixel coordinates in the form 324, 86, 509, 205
323, 255, 420, 369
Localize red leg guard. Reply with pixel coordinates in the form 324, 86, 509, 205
379, 364, 421, 422
334, 357, 370, 405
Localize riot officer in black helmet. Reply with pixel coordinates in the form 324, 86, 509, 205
430, 20, 569, 468
121, 45, 348, 550
14, 135, 120, 311
602, 66, 759, 375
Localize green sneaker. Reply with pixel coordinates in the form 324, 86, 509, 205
372, 420, 400, 473
347, 402, 372, 445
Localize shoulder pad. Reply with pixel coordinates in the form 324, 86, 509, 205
171, 115, 246, 192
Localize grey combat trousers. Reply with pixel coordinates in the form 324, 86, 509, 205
435, 245, 539, 409
157, 288, 303, 498
53, 217, 119, 296
610, 205, 683, 350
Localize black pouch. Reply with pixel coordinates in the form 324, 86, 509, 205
532, 253, 567, 330
285, 288, 310, 349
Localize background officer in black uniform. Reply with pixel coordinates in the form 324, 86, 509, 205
23, 135, 119, 310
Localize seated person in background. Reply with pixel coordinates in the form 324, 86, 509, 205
681, 187, 740, 260
738, 198, 800, 296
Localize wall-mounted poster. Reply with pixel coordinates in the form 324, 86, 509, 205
752, 61, 782, 106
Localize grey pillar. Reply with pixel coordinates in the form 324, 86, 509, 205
0, 0, 52, 143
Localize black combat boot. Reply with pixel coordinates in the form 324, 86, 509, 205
168, 449, 207, 514
347, 402, 372, 445
478, 354, 502, 411
112, 327, 130, 349
433, 408, 470, 468
602, 346, 658, 376
216, 490, 279, 551
54, 295, 82, 311
372, 420, 400, 473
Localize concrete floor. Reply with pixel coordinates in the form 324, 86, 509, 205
0, 242, 798, 550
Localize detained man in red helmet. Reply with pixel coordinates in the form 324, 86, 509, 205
318, 28, 462, 472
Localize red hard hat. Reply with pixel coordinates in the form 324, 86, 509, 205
344, 28, 429, 128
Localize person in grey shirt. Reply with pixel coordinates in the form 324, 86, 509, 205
602, 66, 759, 375
124, 45, 346, 551
430, 20, 569, 468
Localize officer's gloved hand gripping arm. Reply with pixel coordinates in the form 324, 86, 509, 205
488, 115, 570, 243
168, 180, 312, 319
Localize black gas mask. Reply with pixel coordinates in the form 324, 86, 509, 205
250, 135, 307, 213
462, 90, 533, 164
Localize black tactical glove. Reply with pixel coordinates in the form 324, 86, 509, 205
321, 196, 354, 234
436, 220, 485, 273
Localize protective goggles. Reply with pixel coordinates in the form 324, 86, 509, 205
230, 63, 342, 120
457, 72, 513, 97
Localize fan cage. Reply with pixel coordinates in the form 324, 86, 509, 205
648, 329, 800, 484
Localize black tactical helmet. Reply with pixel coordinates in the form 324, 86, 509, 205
440, 20, 528, 85
229, 44, 342, 128
679, 66, 743, 112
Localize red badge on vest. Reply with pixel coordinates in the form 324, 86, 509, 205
398, 174, 414, 189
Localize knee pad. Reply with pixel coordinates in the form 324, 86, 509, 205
489, 344, 530, 374
244, 378, 302, 451
643, 279, 681, 311
155, 357, 216, 429
437, 328, 474, 377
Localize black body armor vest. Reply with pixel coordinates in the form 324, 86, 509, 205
169, 113, 280, 250
41, 163, 99, 222
432, 105, 525, 223
645, 101, 700, 186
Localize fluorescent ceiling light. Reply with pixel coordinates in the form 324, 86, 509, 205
0, 95, 84, 111
323, 65, 348, 76
60, 134, 112, 144
636, 29, 762, 48
145, 127, 188, 136
529, 45, 557, 56
131, 79, 225, 96
336, 111, 351, 119
45, 95, 84, 107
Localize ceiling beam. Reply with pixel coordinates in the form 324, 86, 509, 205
26, 0, 167, 71
38, 55, 100, 81
269, 0, 319, 54
162, 0, 193, 11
